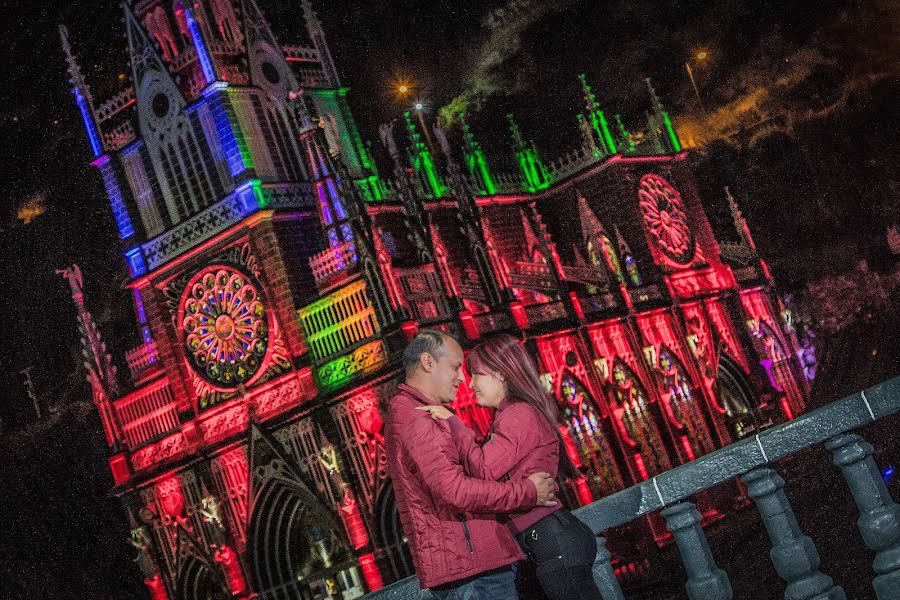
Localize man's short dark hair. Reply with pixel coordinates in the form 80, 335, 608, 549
402, 330, 448, 374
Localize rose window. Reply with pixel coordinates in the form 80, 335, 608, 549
638, 174, 695, 264
181, 266, 268, 388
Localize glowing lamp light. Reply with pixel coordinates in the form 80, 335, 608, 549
686, 334, 700, 358
397, 84, 409, 94
883, 465, 894, 484
593, 357, 609, 381
696, 51, 708, 60
642, 345, 658, 368
539, 373, 554, 393
414, 102, 424, 111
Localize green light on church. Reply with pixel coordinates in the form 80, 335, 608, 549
662, 111, 682, 153
404, 111, 445, 199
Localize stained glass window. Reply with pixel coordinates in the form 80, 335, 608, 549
558, 374, 622, 498
638, 174, 695, 265
611, 361, 671, 477
181, 265, 268, 388
624, 254, 642, 287
657, 347, 715, 459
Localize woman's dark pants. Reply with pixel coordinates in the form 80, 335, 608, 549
516, 509, 603, 600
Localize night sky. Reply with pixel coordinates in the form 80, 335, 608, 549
0, 0, 896, 596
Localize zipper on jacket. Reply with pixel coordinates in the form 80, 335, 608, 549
460, 515, 474, 554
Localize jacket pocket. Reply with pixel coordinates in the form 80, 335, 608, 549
460, 514, 474, 554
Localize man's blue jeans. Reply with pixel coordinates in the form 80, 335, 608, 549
429, 565, 518, 600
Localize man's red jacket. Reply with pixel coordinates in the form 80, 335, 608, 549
385, 383, 537, 589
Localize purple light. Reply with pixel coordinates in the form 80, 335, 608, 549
75, 89, 102, 157
184, 6, 216, 85
124, 247, 147, 277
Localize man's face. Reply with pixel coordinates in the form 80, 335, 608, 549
423, 338, 465, 404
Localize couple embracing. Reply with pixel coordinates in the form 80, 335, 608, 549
385, 331, 603, 599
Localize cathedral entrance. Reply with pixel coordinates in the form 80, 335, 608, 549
717, 355, 764, 439
249, 481, 356, 599
374, 482, 413, 582
177, 558, 230, 600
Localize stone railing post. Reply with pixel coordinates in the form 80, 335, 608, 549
742, 467, 846, 600
826, 433, 900, 600
592, 535, 625, 600
661, 501, 732, 599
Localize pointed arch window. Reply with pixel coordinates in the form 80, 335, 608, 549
558, 373, 623, 498
750, 321, 805, 418
587, 236, 624, 284
657, 347, 715, 460
611, 361, 671, 478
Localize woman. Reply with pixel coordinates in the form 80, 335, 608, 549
418, 334, 602, 600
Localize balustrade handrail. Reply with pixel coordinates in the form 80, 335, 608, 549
361, 375, 900, 599
572, 376, 900, 533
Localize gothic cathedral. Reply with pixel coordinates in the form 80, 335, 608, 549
60, 1, 809, 598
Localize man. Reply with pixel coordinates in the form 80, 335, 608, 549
385, 330, 558, 599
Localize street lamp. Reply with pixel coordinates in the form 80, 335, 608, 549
413, 100, 436, 153
684, 51, 708, 111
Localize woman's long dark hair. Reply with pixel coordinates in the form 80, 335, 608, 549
466, 334, 580, 480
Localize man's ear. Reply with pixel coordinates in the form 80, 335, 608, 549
419, 352, 434, 373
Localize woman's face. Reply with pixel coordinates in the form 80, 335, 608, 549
469, 369, 507, 408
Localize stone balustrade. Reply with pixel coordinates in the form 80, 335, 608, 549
297, 279, 379, 363
125, 340, 157, 378
360, 375, 900, 599
113, 376, 179, 450
309, 240, 357, 285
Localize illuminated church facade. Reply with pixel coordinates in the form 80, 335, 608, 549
59, 1, 810, 598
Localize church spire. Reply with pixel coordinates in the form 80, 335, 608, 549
578, 73, 616, 157
57, 265, 124, 449
726, 186, 757, 252
507, 113, 549, 193
59, 25, 102, 157
182, 3, 217, 84
462, 118, 496, 195
404, 111, 445, 199
302, 0, 340, 88
124, 3, 186, 105
644, 78, 682, 154
240, 0, 304, 97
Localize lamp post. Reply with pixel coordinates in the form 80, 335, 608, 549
684, 51, 708, 112
413, 100, 437, 155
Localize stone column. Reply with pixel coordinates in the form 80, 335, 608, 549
827, 434, 900, 600
742, 467, 846, 600
661, 501, 732, 599
592, 535, 625, 600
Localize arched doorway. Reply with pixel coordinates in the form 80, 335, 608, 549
657, 347, 715, 461
249, 480, 352, 598
611, 361, 672, 480
751, 321, 805, 418
177, 557, 229, 600
716, 355, 763, 439
374, 482, 413, 583
558, 372, 623, 498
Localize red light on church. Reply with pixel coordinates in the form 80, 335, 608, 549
510, 301, 529, 329
574, 475, 594, 506
108, 453, 131, 486
359, 552, 384, 591
459, 309, 479, 340
680, 435, 696, 462
780, 396, 795, 421
569, 291, 585, 321
401, 320, 419, 341
145, 575, 168, 600
633, 453, 650, 481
